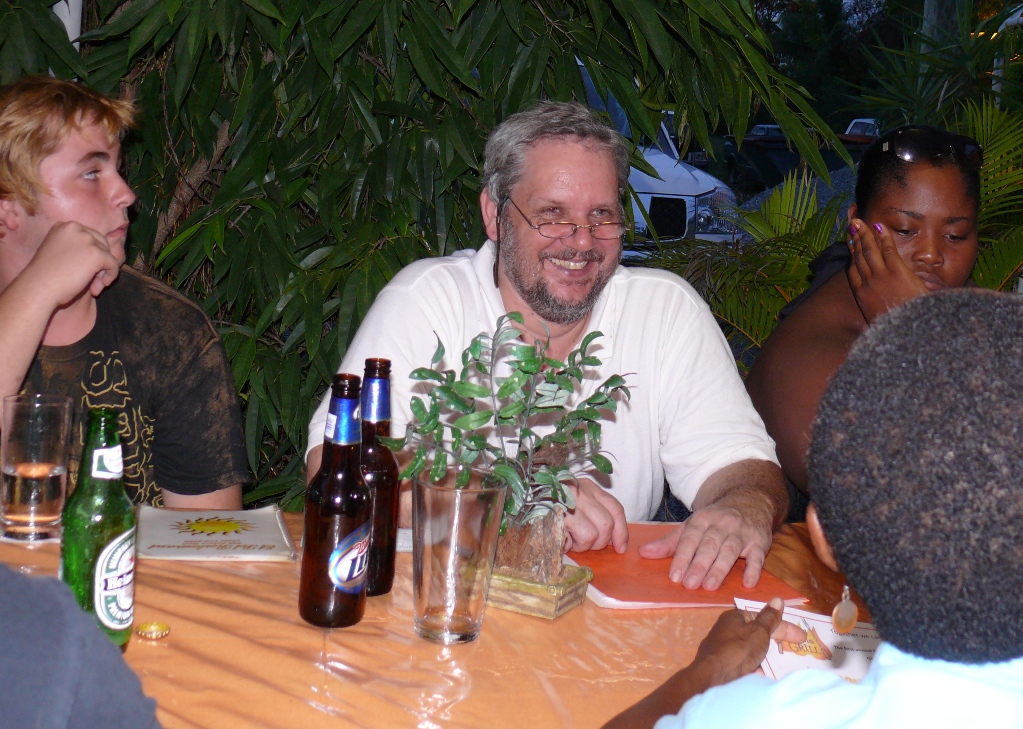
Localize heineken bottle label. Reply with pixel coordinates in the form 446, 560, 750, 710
93, 528, 135, 630
325, 396, 361, 446
91, 446, 124, 480
362, 378, 390, 423
327, 522, 370, 594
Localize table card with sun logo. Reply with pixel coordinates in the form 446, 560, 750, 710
136, 505, 297, 562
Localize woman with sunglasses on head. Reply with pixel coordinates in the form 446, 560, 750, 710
745, 125, 982, 509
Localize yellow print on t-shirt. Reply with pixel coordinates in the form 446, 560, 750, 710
78, 351, 158, 505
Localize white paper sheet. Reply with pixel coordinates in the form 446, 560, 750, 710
734, 598, 881, 681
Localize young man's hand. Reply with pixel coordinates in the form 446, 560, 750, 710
23, 221, 123, 308
691, 598, 806, 685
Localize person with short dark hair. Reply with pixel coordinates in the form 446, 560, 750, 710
746, 125, 982, 501
605, 289, 1023, 727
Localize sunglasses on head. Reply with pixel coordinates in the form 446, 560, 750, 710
880, 126, 983, 171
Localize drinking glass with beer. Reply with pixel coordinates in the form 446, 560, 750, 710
1, 394, 72, 541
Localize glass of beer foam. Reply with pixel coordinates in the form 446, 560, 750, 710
1, 395, 73, 541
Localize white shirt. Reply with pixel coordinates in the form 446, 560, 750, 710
660, 642, 1023, 728
307, 242, 778, 520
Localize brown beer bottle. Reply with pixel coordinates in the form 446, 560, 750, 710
299, 374, 371, 628
361, 358, 400, 596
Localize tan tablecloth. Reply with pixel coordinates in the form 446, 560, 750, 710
1, 519, 854, 728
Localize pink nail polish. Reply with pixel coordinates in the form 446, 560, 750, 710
873, 223, 883, 235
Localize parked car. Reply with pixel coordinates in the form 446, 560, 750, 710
579, 66, 738, 247
835, 118, 879, 161
724, 119, 879, 190
841, 118, 879, 139
723, 125, 792, 190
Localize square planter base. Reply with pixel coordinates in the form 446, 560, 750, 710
486, 563, 593, 619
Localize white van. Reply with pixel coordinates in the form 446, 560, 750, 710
580, 70, 737, 244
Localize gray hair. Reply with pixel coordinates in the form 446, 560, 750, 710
481, 101, 630, 208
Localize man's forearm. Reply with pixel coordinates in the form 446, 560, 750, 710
690, 459, 788, 533
306, 445, 323, 485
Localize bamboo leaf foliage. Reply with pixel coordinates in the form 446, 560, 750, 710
6, 0, 842, 507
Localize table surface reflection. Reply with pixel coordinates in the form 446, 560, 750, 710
0, 517, 849, 729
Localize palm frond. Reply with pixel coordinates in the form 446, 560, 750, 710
735, 170, 820, 240
958, 100, 1023, 231
712, 286, 790, 349
643, 237, 757, 299
646, 171, 845, 349
973, 227, 1023, 291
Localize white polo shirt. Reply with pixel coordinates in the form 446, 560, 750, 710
307, 242, 778, 520
662, 643, 1023, 728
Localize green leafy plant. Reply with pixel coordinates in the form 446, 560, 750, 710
962, 99, 1023, 291
382, 312, 629, 523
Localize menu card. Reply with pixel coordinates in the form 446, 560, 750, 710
568, 523, 805, 609
734, 598, 880, 681
136, 505, 297, 562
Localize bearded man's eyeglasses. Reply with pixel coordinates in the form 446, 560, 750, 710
504, 198, 631, 240
880, 126, 983, 171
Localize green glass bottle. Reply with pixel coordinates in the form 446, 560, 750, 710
61, 407, 136, 649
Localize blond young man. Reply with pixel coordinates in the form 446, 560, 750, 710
0, 76, 246, 508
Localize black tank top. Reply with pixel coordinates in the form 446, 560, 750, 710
777, 241, 850, 322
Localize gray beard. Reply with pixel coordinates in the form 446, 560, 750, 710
498, 222, 620, 325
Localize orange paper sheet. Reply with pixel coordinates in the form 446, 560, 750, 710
570, 523, 806, 608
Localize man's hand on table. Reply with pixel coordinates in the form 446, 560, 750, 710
639, 460, 788, 590
563, 477, 628, 554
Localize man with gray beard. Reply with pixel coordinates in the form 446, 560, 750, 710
306, 102, 787, 589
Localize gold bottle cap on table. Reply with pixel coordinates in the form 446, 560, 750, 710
136, 622, 171, 640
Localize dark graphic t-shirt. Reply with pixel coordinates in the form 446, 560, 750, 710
24, 268, 250, 505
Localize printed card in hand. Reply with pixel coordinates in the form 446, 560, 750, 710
734, 598, 881, 681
